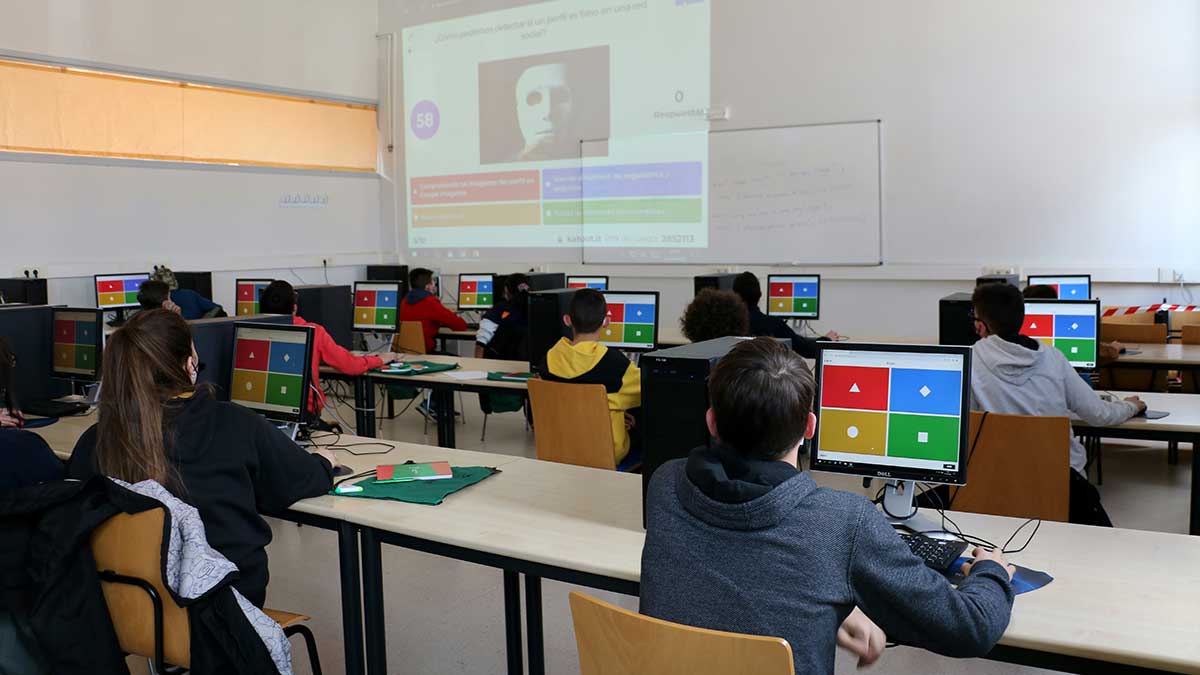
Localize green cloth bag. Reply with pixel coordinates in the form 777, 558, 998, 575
331, 466, 498, 505
379, 361, 459, 376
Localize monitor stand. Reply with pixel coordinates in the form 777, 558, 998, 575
274, 421, 302, 442
881, 479, 941, 535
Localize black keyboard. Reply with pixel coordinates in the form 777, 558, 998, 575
23, 399, 90, 418
899, 532, 968, 571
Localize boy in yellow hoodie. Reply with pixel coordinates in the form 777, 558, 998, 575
539, 289, 642, 466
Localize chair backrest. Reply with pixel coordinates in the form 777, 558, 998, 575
1182, 325, 1200, 345
1171, 311, 1200, 330
392, 320, 426, 355
950, 411, 1070, 522
527, 379, 617, 470
1100, 321, 1168, 344
569, 592, 794, 675
1101, 308, 1157, 325
91, 509, 192, 668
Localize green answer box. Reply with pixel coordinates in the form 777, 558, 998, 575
543, 198, 702, 225
266, 373, 304, 408
623, 323, 655, 344
1054, 338, 1096, 364
887, 414, 960, 462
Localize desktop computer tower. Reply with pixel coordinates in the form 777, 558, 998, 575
528, 288, 578, 372
939, 292, 979, 346
296, 284, 353, 349
172, 271, 213, 300
640, 337, 749, 512
693, 273, 739, 296
0, 278, 48, 305
975, 274, 1019, 288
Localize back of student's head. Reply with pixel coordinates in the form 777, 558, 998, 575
0, 336, 16, 412
708, 337, 815, 461
732, 272, 762, 307
150, 266, 179, 290
96, 309, 195, 487
259, 280, 296, 315
973, 282, 1026, 337
567, 289, 608, 335
1022, 284, 1058, 300
137, 280, 172, 310
410, 268, 434, 290
681, 289, 749, 343
505, 273, 531, 315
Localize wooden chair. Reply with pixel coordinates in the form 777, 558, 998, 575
91, 509, 322, 674
949, 411, 1071, 522
391, 320, 427, 355
528, 379, 634, 471
1098, 322, 1169, 392
569, 592, 794, 675
1180, 325, 1200, 393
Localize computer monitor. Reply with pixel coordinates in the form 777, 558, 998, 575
1027, 274, 1092, 300
457, 274, 495, 310
235, 278, 274, 316
51, 308, 103, 381
94, 273, 149, 310
1023, 299, 1100, 370
353, 282, 401, 332
597, 291, 660, 352
810, 342, 971, 527
567, 275, 609, 290
766, 274, 821, 319
229, 322, 314, 424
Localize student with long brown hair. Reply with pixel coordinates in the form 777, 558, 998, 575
66, 310, 337, 607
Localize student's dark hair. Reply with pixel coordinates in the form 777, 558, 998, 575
95, 309, 194, 487
973, 282, 1026, 337
567, 289, 608, 334
410, 268, 434, 290
708, 337, 815, 460
1022, 284, 1058, 300
137, 280, 172, 310
681, 289, 749, 343
732, 272, 762, 307
259, 280, 297, 315
504, 273, 530, 316
0, 336, 16, 411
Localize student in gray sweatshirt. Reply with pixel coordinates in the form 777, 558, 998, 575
641, 338, 1015, 675
969, 283, 1144, 525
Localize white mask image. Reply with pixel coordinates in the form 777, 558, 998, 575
514, 63, 574, 157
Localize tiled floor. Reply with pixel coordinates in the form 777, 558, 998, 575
135, 388, 1193, 674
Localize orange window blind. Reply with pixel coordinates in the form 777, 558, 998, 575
0, 58, 377, 172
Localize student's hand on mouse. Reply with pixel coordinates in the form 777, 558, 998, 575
837, 607, 885, 668
0, 408, 23, 428
961, 547, 1015, 580
623, 412, 636, 430
1109, 341, 1125, 352
313, 448, 340, 468
378, 351, 399, 365
824, 330, 841, 340
1124, 395, 1147, 413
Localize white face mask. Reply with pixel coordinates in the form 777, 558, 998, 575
188, 358, 198, 385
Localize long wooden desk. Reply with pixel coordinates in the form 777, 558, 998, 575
1075, 390, 1200, 534
34, 417, 1200, 675
1116, 343, 1200, 367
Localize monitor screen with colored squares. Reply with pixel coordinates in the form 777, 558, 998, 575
567, 276, 609, 291
811, 342, 971, 486
1022, 300, 1101, 370
229, 323, 314, 422
235, 279, 275, 316
597, 291, 659, 352
94, 273, 150, 310
353, 282, 401, 332
458, 274, 495, 310
766, 274, 821, 319
51, 308, 103, 380
1027, 274, 1092, 300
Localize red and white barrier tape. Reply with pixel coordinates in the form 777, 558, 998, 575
1102, 304, 1200, 317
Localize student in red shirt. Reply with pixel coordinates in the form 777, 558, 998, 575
400, 268, 467, 353
259, 281, 396, 423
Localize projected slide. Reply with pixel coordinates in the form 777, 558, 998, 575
403, 0, 710, 258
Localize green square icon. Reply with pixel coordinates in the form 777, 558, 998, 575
886, 414, 960, 462
1054, 338, 1096, 365
74, 345, 96, 371
266, 373, 304, 409
124, 291, 140, 305
375, 308, 396, 327
793, 298, 817, 314
623, 324, 655, 344
475, 293, 494, 307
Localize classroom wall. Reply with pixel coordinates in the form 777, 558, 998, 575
384, 0, 1200, 338
0, 0, 388, 300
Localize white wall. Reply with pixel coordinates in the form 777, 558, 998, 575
387, 0, 1200, 338
0, 0, 387, 304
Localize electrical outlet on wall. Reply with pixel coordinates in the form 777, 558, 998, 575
982, 266, 1019, 277
21, 267, 44, 279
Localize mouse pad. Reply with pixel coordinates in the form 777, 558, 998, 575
946, 559, 1053, 595
1142, 410, 1170, 420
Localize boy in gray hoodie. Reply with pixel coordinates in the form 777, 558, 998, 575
641, 338, 1015, 675
970, 283, 1144, 525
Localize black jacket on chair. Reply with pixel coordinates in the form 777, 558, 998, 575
0, 476, 282, 674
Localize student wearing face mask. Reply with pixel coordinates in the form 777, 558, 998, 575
66, 309, 339, 608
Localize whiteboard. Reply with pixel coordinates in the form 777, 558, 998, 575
580, 121, 882, 265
